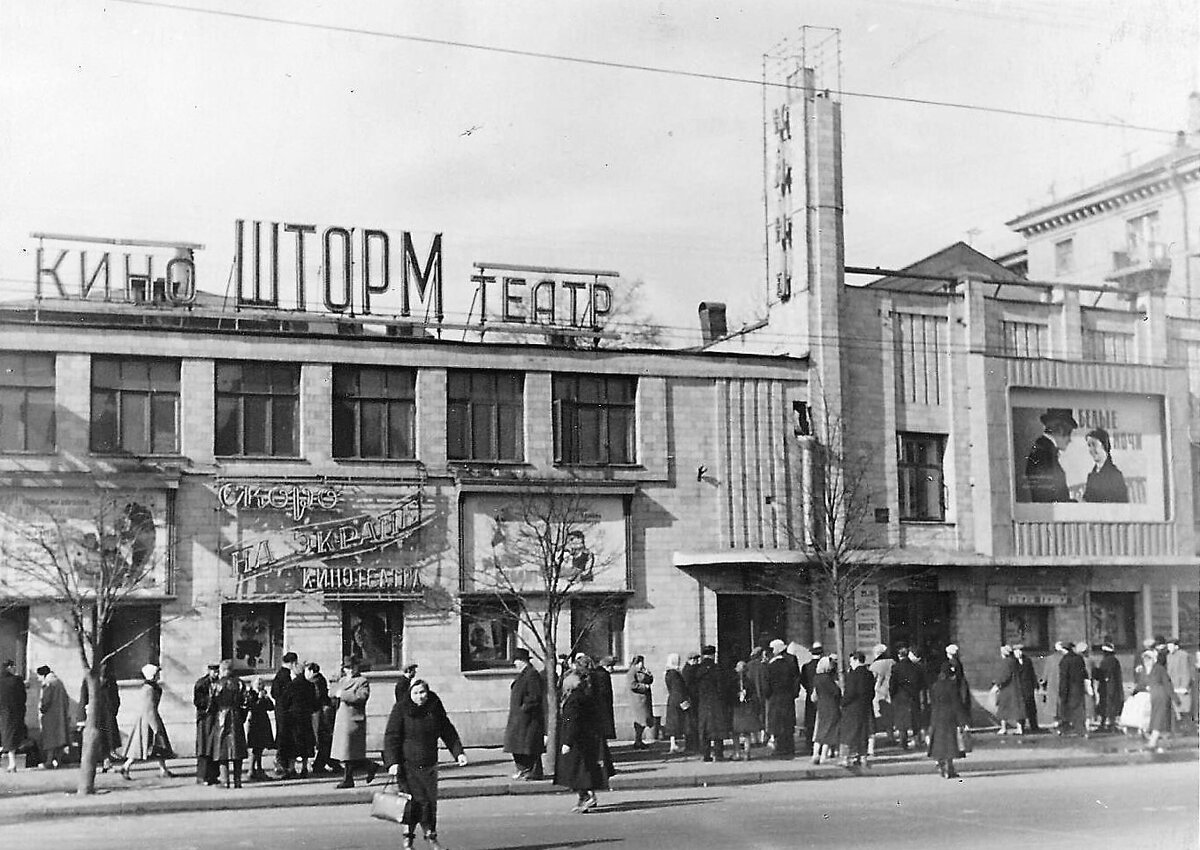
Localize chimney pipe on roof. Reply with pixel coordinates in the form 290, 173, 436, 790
698, 302, 728, 346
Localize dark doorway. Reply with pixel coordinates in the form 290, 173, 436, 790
717, 594, 786, 666
886, 591, 954, 658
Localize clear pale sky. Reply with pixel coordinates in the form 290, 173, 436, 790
2, 0, 1196, 345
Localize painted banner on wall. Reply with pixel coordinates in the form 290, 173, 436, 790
0, 488, 171, 597
1010, 389, 1167, 522
460, 493, 628, 594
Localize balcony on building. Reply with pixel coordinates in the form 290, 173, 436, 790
1105, 241, 1171, 291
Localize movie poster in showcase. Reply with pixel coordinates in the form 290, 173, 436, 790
1010, 389, 1167, 522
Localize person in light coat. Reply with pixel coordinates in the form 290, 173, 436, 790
35, 665, 71, 769
331, 658, 376, 788
120, 664, 176, 779
1165, 639, 1192, 728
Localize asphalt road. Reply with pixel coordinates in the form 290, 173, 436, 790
7, 761, 1196, 850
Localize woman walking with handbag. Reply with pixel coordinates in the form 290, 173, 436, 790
383, 679, 468, 850
120, 664, 176, 779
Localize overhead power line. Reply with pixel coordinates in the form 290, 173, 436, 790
108, 0, 1178, 136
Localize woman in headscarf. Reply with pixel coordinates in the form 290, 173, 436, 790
383, 679, 468, 850
554, 671, 607, 813
662, 653, 689, 755
1141, 650, 1177, 753
626, 655, 655, 749
812, 655, 841, 764
927, 663, 970, 779
120, 663, 176, 779
731, 658, 763, 761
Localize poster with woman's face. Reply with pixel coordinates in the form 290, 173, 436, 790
1010, 389, 1167, 522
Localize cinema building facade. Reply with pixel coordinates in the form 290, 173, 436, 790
0, 257, 809, 749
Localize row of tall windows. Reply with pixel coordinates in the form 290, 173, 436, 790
0, 355, 638, 466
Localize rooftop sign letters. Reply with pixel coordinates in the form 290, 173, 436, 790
30, 227, 621, 334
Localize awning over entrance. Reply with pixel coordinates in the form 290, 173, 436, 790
673, 550, 808, 568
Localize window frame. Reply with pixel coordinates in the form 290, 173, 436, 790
342, 602, 404, 672
1053, 238, 1074, 277
896, 432, 947, 522
1081, 328, 1134, 364
331, 365, 417, 460
446, 370, 525, 462
1088, 592, 1137, 652
221, 603, 285, 675
101, 604, 162, 681
570, 597, 627, 664
0, 352, 56, 454
90, 357, 181, 456
1000, 605, 1052, 653
214, 361, 301, 457
1000, 321, 1048, 358
461, 601, 520, 671
552, 374, 637, 466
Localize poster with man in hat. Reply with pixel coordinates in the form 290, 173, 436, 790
1023, 407, 1077, 502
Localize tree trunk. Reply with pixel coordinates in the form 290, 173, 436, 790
544, 662, 560, 778
76, 671, 102, 795
834, 581, 847, 690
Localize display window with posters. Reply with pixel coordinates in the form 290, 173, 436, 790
1010, 389, 1168, 522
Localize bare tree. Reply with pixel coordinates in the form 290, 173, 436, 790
0, 486, 168, 794
465, 485, 626, 768
598, 277, 666, 349
758, 403, 894, 684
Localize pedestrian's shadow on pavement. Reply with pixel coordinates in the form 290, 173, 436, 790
594, 795, 720, 814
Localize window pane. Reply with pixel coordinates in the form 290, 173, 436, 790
215, 363, 241, 393
26, 393, 54, 452
462, 607, 516, 670
26, 355, 55, 387
360, 400, 385, 457
91, 359, 120, 390
150, 394, 178, 454
270, 364, 298, 394
222, 603, 285, 674
121, 360, 151, 390
333, 366, 357, 398
608, 407, 634, 464
344, 604, 402, 671
92, 391, 118, 452
578, 377, 601, 404
332, 398, 357, 457
358, 368, 386, 398
498, 403, 522, 461
105, 606, 161, 680
243, 396, 269, 454
149, 360, 180, 391
120, 392, 149, 454
1001, 606, 1049, 652
242, 366, 269, 393
0, 389, 21, 451
387, 401, 415, 459
215, 396, 241, 455
447, 371, 471, 400
498, 373, 522, 401
447, 402, 469, 459
472, 402, 496, 460
272, 396, 297, 455
578, 407, 602, 463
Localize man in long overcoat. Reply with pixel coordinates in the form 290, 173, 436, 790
588, 655, 616, 775
992, 645, 1024, 733
271, 651, 298, 777
193, 663, 221, 785
762, 640, 800, 758
1012, 645, 1040, 732
35, 666, 71, 768
1093, 642, 1123, 731
689, 645, 730, 761
1041, 641, 1065, 730
797, 641, 823, 751
1057, 641, 1088, 737
840, 652, 873, 765
889, 646, 926, 748
503, 649, 545, 780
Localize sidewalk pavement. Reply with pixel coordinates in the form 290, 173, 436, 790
0, 730, 1194, 825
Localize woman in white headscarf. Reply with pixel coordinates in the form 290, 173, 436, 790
662, 653, 689, 754
120, 664, 176, 779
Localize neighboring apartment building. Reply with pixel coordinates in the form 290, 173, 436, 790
710, 76, 1199, 721
0, 271, 808, 750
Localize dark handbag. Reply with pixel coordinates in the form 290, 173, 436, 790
956, 727, 973, 753
370, 777, 412, 823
